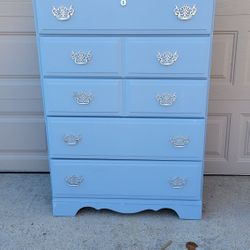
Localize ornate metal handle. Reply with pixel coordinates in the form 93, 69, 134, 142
156, 93, 177, 106
71, 51, 92, 65
170, 137, 190, 148
73, 92, 93, 105
169, 177, 187, 189
52, 5, 74, 21
174, 5, 197, 21
157, 51, 179, 66
65, 176, 84, 187
64, 135, 82, 146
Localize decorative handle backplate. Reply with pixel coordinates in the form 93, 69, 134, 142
174, 5, 197, 21
65, 176, 84, 187
157, 51, 179, 66
52, 5, 74, 21
156, 93, 177, 106
71, 51, 92, 65
170, 137, 190, 148
169, 177, 187, 189
64, 135, 82, 146
73, 92, 93, 105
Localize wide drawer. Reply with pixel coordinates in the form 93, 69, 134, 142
34, 0, 215, 35
47, 117, 205, 160
125, 37, 211, 78
44, 79, 122, 116
51, 160, 203, 200
40, 37, 122, 77
126, 79, 208, 117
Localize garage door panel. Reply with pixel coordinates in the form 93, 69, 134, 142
216, 0, 250, 16
0, 1, 34, 33
207, 101, 250, 175
239, 114, 250, 160
0, 79, 43, 115
0, 117, 46, 152
0, 155, 48, 172
211, 31, 237, 87
0, 35, 39, 77
206, 114, 231, 162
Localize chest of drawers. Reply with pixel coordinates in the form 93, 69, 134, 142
33, 0, 216, 219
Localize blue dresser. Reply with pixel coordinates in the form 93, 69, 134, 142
33, 0, 216, 219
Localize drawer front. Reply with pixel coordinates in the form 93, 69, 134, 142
125, 37, 211, 78
47, 117, 205, 160
34, 0, 215, 35
126, 80, 208, 117
44, 79, 122, 116
40, 37, 122, 77
51, 160, 202, 200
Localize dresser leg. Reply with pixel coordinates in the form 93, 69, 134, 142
174, 204, 202, 220
53, 199, 79, 217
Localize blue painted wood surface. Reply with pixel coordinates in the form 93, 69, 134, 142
40, 36, 211, 78
52, 198, 203, 219
44, 79, 122, 116
44, 79, 208, 117
40, 37, 122, 77
47, 117, 205, 160
34, 0, 214, 35
126, 79, 208, 117
33, 0, 216, 219
51, 160, 202, 200
125, 37, 211, 78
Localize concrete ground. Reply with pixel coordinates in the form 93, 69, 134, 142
0, 174, 250, 250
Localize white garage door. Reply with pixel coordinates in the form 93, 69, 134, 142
0, 0, 249, 174
207, 0, 250, 174
0, 0, 47, 172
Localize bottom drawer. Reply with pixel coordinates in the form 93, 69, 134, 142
51, 160, 203, 200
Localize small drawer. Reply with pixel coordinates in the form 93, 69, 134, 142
47, 117, 205, 160
51, 160, 202, 200
125, 37, 211, 78
44, 79, 122, 116
34, 0, 215, 35
126, 79, 208, 117
40, 37, 122, 77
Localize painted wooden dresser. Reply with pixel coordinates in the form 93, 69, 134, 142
33, 0, 215, 219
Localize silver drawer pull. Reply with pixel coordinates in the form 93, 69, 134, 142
64, 135, 82, 146
174, 5, 197, 21
73, 92, 93, 105
157, 51, 179, 66
170, 137, 190, 148
52, 5, 74, 21
156, 93, 177, 106
65, 176, 84, 187
71, 51, 92, 65
169, 177, 187, 189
